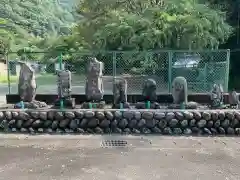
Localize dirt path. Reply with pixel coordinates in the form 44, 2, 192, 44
0, 135, 240, 180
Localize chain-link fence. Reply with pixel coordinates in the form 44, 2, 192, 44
228, 49, 240, 90
4, 50, 230, 95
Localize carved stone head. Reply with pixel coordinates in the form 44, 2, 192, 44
172, 76, 188, 104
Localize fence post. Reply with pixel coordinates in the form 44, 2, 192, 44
6, 52, 11, 94
203, 63, 207, 91
112, 51, 117, 101
168, 51, 173, 93
113, 51, 117, 79
59, 52, 63, 70
225, 49, 230, 92
58, 52, 64, 109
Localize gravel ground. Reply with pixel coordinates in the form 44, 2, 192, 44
0, 135, 240, 180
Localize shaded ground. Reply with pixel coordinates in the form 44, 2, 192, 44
0, 135, 240, 180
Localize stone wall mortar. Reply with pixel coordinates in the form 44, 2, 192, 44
0, 110, 240, 135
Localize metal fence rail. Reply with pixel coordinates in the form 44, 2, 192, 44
4, 49, 230, 94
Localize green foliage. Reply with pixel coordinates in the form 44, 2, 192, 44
67, 0, 233, 75
0, 18, 10, 56
0, 0, 76, 54
76, 0, 233, 51
0, 0, 234, 68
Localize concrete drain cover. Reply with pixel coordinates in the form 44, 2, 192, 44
101, 140, 128, 147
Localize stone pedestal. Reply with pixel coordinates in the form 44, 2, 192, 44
81, 101, 105, 109
135, 102, 160, 109
54, 98, 76, 109
112, 102, 130, 109
14, 100, 47, 109
168, 101, 198, 109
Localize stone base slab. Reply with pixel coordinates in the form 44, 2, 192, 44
54, 98, 76, 109
81, 102, 105, 109
0, 109, 240, 135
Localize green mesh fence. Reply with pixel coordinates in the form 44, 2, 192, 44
5, 50, 230, 95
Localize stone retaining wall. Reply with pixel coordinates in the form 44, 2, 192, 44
0, 109, 240, 135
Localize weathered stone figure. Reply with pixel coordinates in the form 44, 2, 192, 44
15, 62, 47, 109
113, 78, 130, 108
210, 84, 224, 108
135, 78, 160, 109
54, 70, 75, 108
168, 76, 198, 109
18, 62, 36, 102
113, 78, 127, 104
172, 76, 188, 104
85, 57, 104, 101
57, 70, 71, 99
228, 90, 239, 108
142, 78, 157, 102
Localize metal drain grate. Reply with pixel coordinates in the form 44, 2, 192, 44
101, 140, 128, 147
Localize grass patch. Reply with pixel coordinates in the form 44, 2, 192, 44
0, 75, 18, 83
36, 73, 86, 85
0, 73, 86, 85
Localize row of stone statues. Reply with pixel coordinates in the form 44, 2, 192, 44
14, 58, 239, 110
210, 84, 240, 109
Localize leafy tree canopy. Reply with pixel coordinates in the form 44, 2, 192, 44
76, 0, 233, 50
0, 0, 77, 55
0, 0, 234, 63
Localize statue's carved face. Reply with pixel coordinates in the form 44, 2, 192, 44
174, 82, 184, 91
213, 84, 218, 90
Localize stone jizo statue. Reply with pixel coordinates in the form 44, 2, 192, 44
57, 70, 71, 99
172, 76, 188, 104
18, 62, 36, 102
142, 78, 157, 102
54, 69, 75, 108
113, 78, 127, 104
228, 90, 239, 108
85, 57, 104, 101
112, 78, 130, 108
169, 76, 198, 109
15, 61, 47, 109
135, 78, 160, 109
210, 84, 224, 108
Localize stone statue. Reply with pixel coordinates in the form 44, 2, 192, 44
135, 78, 160, 109
57, 70, 71, 99
210, 84, 224, 108
228, 90, 239, 108
113, 78, 130, 108
82, 57, 105, 108
142, 79, 157, 102
85, 57, 104, 101
18, 62, 36, 102
172, 76, 187, 104
54, 70, 75, 108
15, 62, 47, 109
169, 76, 198, 109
